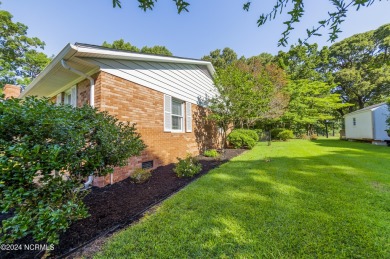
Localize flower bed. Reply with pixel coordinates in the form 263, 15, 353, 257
1, 149, 245, 259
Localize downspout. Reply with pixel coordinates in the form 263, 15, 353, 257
61, 59, 95, 107
61, 59, 96, 188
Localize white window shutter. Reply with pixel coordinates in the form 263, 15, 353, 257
164, 94, 172, 132
56, 93, 62, 105
71, 86, 77, 107
186, 102, 192, 132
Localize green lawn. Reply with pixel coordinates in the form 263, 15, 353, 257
96, 139, 390, 258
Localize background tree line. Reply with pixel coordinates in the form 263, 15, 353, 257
1, 0, 389, 138
203, 23, 390, 138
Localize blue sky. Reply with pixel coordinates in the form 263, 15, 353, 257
2, 0, 390, 59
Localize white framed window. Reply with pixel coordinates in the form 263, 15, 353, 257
171, 98, 184, 132
63, 90, 72, 105
164, 94, 192, 133
353, 118, 356, 126
56, 86, 77, 107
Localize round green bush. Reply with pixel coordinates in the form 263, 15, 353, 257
233, 129, 259, 142
227, 131, 256, 149
270, 128, 285, 140
277, 129, 294, 141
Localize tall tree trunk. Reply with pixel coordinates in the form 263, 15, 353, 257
358, 96, 365, 109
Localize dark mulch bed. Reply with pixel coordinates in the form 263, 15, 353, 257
1, 149, 245, 259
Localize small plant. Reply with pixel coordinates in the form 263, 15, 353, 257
130, 168, 152, 184
174, 154, 202, 178
310, 134, 318, 140
277, 129, 294, 141
264, 156, 272, 162
298, 133, 309, 140
203, 149, 219, 157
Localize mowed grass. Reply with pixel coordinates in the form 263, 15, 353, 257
96, 139, 390, 258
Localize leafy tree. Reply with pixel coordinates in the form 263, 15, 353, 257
201, 47, 238, 71
209, 59, 288, 147
246, 53, 275, 66
0, 7, 51, 88
0, 97, 146, 244
329, 23, 390, 112
112, 0, 190, 13
276, 43, 331, 81
111, 0, 385, 46
102, 39, 140, 52
244, 0, 387, 46
281, 80, 349, 135
141, 45, 172, 56
103, 39, 173, 56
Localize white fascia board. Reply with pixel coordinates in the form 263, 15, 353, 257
344, 103, 387, 117
344, 110, 370, 118
20, 43, 78, 98
73, 44, 215, 76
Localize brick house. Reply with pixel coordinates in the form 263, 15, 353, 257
5, 43, 218, 187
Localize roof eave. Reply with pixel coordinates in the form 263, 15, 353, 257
21, 43, 216, 98
20, 43, 78, 98
344, 103, 388, 117
74, 44, 216, 76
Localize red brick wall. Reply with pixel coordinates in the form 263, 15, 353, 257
76, 71, 218, 187
77, 73, 101, 107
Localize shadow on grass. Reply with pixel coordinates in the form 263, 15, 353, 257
196, 154, 390, 257
100, 141, 390, 258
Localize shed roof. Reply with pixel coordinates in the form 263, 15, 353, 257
20, 43, 215, 98
344, 102, 388, 117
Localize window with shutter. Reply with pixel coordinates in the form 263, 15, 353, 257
186, 102, 192, 132
71, 86, 77, 107
171, 98, 184, 131
164, 94, 172, 132
62, 86, 77, 107
164, 95, 188, 133
56, 93, 62, 105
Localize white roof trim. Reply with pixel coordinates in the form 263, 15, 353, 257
21, 43, 215, 98
20, 44, 77, 98
344, 103, 388, 117
72, 44, 215, 74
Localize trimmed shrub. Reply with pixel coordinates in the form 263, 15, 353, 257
0, 97, 146, 245
174, 154, 202, 178
130, 168, 152, 184
227, 131, 256, 149
203, 149, 219, 158
234, 129, 259, 142
277, 129, 294, 141
270, 128, 285, 140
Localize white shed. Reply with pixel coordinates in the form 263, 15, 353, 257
344, 103, 390, 141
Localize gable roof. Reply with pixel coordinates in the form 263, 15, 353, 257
344, 102, 388, 116
20, 43, 215, 101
